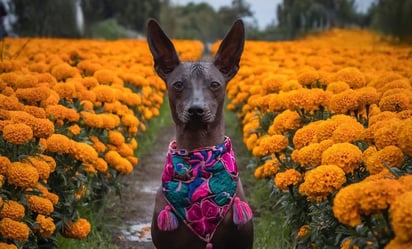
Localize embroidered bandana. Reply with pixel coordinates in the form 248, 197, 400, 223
161, 136, 239, 244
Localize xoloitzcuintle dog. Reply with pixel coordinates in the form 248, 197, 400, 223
147, 19, 253, 249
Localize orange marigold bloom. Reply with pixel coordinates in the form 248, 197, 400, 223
374, 119, 402, 149
326, 81, 350, 94
0, 242, 17, 249
68, 124, 81, 136
46, 104, 80, 123
51, 63, 79, 81
39, 154, 56, 172
69, 142, 98, 164
8, 162, 39, 188
334, 67, 366, 89
390, 191, 412, 243
15, 86, 50, 105
30, 118, 54, 139
297, 225, 310, 238
329, 89, 359, 114
0, 200, 25, 220
294, 140, 333, 168
331, 121, 365, 143
340, 239, 360, 249
27, 195, 54, 215
0, 218, 30, 241
22, 105, 46, 119
94, 69, 117, 85
63, 218, 91, 240
108, 130, 125, 146
255, 158, 279, 179
397, 118, 412, 156
117, 143, 134, 157
293, 123, 318, 149
355, 87, 379, 107
2, 123, 33, 144
299, 164, 346, 202
24, 156, 51, 181
46, 134, 72, 153
385, 238, 412, 249
365, 146, 404, 175
105, 150, 133, 174
94, 158, 108, 173
35, 214, 55, 238
252, 134, 288, 157
0, 156, 12, 176
274, 169, 302, 191
297, 69, 319, 87
269, 110, 302, 135
379, 93, 410, 112
333, 184, 362, 227
321, 142, 362, 174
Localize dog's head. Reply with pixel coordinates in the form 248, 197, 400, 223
146, 19, 244, 127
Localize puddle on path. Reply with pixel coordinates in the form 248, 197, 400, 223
118, 222, 152, 242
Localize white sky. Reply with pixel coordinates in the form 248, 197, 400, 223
172, 0, 375, 30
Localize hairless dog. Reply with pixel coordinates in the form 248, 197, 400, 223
147, 19, 254, 249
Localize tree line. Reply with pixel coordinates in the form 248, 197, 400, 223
7, 0, 412, 42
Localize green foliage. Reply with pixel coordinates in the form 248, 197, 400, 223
90, 19, 129, 40
369, 0, 412, 42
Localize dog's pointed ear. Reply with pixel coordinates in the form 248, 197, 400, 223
147, 19, 180, 80
213, 19, 245, 81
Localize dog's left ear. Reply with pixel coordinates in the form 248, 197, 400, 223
147, 19, 180, 81
213, 19, 245, 81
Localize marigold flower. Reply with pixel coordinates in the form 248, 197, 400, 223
69, 142, 98, 164
297, 69, 319, 87
374, 120, 402, 149
94, 158, 108, 173
93, 69, 117, 85
397, 118, 412, 156
379, 93, 410, 112
321, 143, 362, 174
334, 67, 366, 89
105, 150, 133, 174
269, 110, 302, 135
0, 242, 17, 249
365, 146, 404, 175
329, 89, 359, 114
389, 191, 412, 243
252, 134, 288, 157
0, 156, 11, 176
30, 118, 55, 139
0, 218, 30, 241
38, 154, 56, 172
27, 195, 54, 215
274, 169, 302, 191
15, 86, 50, 104
331, 121, 365, 143
333, 184, 362, 227
385, 238, 412, 249
46, 104, 80, 123
22, 105, 46, 119
108, 130, 125, 146
255, 158, 279, 179
24, 156, 51, 181
294, 140, 333, 168
326, 81, 350, 94
93, 85, 118, 103
293, 124, 317, 149
355, 87, 379, 107
67, 124, 81, 136
2, 123, 33, 144
62, 218, 91, 240
51, 63, 79, 81
299, 165, 346, 202
340, 239, 360, 249
35, 214, 55, 238
8, 162, 39, 188
297, 225, 310, 238
0, 200, 25, 220
45, 134, 72, 153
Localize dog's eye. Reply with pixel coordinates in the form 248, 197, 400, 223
210, 81, 221, 90
172, 81, 184, 90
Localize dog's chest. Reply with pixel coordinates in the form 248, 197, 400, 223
161, 137, 239, 239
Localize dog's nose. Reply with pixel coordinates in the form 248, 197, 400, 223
188, 105, 205, 116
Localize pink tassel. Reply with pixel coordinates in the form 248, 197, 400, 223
157, 204, 179, 231
232, 197, 253, 225
206, 242, 213, 249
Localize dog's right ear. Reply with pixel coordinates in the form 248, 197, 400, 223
146, 19, 180, 80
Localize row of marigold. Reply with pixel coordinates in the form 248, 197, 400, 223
212, 29, 412, 249
0, 37, 203, 248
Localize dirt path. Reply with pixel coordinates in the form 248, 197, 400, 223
110, 125, 175, 249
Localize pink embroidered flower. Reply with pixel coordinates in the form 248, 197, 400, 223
186, 199, 220, 236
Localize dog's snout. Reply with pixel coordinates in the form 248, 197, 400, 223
188, 105, 205, 116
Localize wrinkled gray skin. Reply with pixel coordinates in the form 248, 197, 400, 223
147, 18, 254, 249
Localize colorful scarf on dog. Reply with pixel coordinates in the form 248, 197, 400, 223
157, 136, 252, 248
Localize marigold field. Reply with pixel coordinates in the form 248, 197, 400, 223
0, 29, 411, 249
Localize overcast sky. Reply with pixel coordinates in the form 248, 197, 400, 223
172, 0, 376, 30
